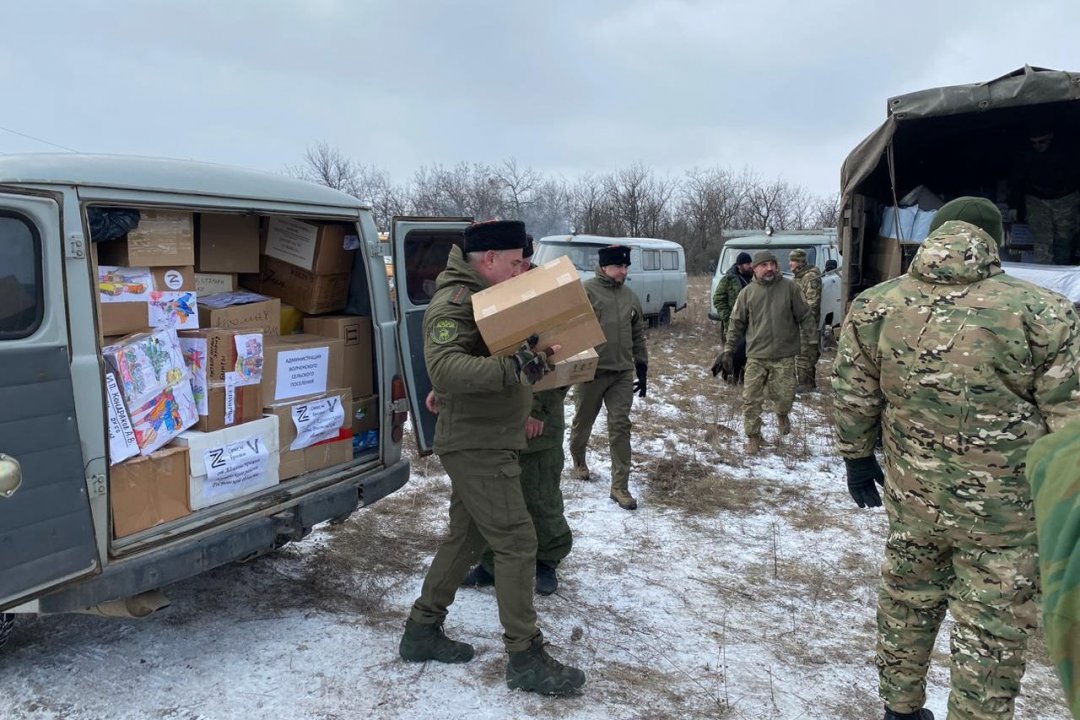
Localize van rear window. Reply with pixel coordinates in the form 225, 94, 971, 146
532, 242, 605, 272
0, 213, 43, 339
642, 250, 660, 270
662, 250, 679, 270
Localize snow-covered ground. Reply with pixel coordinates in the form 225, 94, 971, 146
0, 313, 1071, 720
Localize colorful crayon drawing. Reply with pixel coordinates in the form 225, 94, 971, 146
149, 291, 198, 330
232, 333, 264, 384
99, 269, 147, 297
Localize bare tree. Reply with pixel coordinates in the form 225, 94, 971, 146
808, 192, 840, 229
288, 143, 361, 193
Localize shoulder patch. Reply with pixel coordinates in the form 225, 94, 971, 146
430, 318, 459, 345
448, 285, 470, 306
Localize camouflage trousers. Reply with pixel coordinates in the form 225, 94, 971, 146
877, 496, 1038, 719
797, 342, 820, 387
1027, 192, 1079, 265
742, 356, 796, 438
480, 445, 573, 573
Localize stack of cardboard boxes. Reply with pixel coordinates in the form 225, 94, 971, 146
101, 209, 375, 541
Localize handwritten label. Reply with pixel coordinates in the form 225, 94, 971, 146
290, 396, 345, 450
274, 346, 329, 400
202, 436, 269, 498
105, 372, 139, 465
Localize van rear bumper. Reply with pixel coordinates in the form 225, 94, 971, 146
36, 458, 411, 614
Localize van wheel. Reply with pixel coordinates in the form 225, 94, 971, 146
0, 614, 15, 650
658, 306, 672, 326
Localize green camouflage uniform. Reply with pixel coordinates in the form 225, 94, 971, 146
712, 263, 750, 338
408, 245, 541, 653
569, 268, 647, 496
832, 221, 1080, 719
1026, 417, 1080, 719
724, 273, 810, 438
1027, 193, 1080, 265
480, 386, 573, 575
792, 263, 822, 387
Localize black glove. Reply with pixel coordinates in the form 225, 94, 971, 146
633, 362, 648, 397
512, 335, 554, 385
710, 352, 724, 378
844, 456, 884, 509
720, 350, 734, 377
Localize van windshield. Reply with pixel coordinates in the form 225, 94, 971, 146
532, 241, 607, 272
719, 245, 817, 274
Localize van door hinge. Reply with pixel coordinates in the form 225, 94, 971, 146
67, 232, 86, 259
389, 398, 409, 413
88, 473, 106, 498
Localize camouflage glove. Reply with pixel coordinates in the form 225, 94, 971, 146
512, 335, 555, 385
633, 362, 648, 397
844, 455, 884, 509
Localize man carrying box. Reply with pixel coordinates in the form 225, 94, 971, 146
569, 244, 648, 510
399, 220, 585, 697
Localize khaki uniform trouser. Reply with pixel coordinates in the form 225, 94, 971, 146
409, 448, 540, 652
569, 369, 635, 491
797, 343, 820, 386
742, 356, 797, 437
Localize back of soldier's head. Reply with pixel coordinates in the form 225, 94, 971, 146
928, 197, 1003, 247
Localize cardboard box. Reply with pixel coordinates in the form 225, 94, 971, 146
197, 214, 261, 273
195, 272, 237, 296
110, 446, 191, 538
263, 217, 355, 274
97, 210, 195, 267
198, 291, 280, 337
175, 415, 280, 510
262, 333, 345, 403
266, 389, 352, 480
472, 256, 604, 363
99, 265, 198, 337
179, 328, 265, 432
241, 255, 349, 315
303, 315, 374, 398
351, 394, 379, 434
531, 348, 600, 391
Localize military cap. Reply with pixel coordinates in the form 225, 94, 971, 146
736, 251, 753, 265
928, 197, 1003, 247
789, 248, 807, 263
751, 250, 777, 267
463, 220, 528, 253
598, 245, 631, 267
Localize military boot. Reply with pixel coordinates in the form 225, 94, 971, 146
460, 563, 494, 588
746, 434, 763, 454
571, 464, 591, 481
506, 635, 586, 695
883, 708, 934, 720
777, 414, 791, 436
399, 619, 474, 663
535, 561, 558, 596
609, 482, 638, 510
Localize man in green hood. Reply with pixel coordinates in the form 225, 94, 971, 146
399, 220, 585, 697
832, 197, 1080, 720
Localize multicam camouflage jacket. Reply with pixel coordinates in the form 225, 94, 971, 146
793, 263, 822, 342
833, 220, 1080, 536
1026, 418, 1080, 718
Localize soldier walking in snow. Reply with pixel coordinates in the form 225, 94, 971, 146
718, 249, 811, 455
832, 197, 1080, 720
788, 248, 821, 390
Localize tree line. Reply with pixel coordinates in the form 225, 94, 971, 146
289, 143, 839, 272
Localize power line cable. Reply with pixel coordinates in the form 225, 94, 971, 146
0, 124, 78, 153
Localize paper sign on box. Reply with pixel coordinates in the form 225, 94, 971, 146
175, 415, 280, 510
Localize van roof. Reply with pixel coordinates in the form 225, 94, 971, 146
0, 153, 368, 209
539, 234, 683, 250
723, 232, 833, 248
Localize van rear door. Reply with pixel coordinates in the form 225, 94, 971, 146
0, 192, 100, 611
390, 217, 470, 454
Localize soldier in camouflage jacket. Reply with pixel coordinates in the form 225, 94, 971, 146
832, 198, 1080, 720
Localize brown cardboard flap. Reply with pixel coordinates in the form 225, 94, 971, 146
197, 214, 260, 273
98, 210, 195, 267
242, 255, 349, 315
110, 446, 191, 538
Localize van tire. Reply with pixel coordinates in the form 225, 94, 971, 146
0, 613, 15, 650
658, 306, 672, 326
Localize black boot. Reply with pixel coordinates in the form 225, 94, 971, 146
399, 619, 474, 663
884, 707, 934, 720
535, 562, 558, 596
460, 563, 494, 588
506, 635, 585, 696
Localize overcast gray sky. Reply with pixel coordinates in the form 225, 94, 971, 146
2, 0, 1077, 196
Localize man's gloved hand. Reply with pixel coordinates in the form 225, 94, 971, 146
710, 352, 724, 378
512, 334, 556, 385
844, 455, 885, 509
720, 350, 734, 378
634, 362, 648, 397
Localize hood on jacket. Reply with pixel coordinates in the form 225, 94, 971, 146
594, 266, 623, 287
436, 245, 489, 294
908, 220, 1003, 286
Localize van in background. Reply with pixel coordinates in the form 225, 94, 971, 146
534, 234, 688, 326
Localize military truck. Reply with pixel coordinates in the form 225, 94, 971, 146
0, 154, 451, 647
840, 65, 1080, 306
